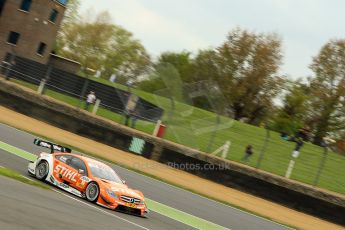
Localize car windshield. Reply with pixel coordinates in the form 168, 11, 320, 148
88, 161, 122, 184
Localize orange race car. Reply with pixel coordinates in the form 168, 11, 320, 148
28, 139, 149, 217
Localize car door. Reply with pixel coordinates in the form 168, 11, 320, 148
53, 154, 73, 183
53, 155, 81, 186
67, 156, 89, 191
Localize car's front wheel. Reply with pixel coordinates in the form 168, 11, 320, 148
85, 182, 99, 202
35, 161, 49, 180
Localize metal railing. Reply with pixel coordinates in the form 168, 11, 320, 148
1, 59, 344, 195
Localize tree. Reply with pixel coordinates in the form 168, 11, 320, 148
308, 39, 345, 145
139, 51, 200, 105
193, 49, 220, 82
273, 81, 310, 134
138, 63, 184, 101
62, 0, 80, 25
55, 0, 80, 52
55, 10, 151, 82
156, 51, 195, 83
136, 74, 165, 93
194, 28, 284, 124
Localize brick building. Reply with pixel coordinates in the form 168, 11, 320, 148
0, 0, 68, 64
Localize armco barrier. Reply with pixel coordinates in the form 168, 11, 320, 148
0, 78, 344, 226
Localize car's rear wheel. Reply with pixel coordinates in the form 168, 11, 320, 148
35, 161, 49, 180
86, 182, 99, 202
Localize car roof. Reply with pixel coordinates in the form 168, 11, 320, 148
54, 152, 110, 168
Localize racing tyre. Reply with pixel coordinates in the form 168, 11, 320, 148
35, 161, 49, 180
86, 182, 99, 202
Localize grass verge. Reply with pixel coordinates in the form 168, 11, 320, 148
0, 166, 49, 190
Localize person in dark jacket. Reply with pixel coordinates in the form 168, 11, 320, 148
281, 127, 311, 158
242, 144, 254, 162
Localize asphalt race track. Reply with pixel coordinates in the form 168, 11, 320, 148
0, 175, 185, 230
0, 123, 290, 230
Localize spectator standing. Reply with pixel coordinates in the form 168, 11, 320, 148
130, 110, 138, 128
109, 73, 116, 83
289, 126, 311, 158
124, 108, 132, 126
242, 145, 254, 162
124, 93, 138, 127
85, 91, 96, 111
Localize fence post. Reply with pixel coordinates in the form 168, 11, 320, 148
313, 146, 328, 186
167, 96, 175, 125
37, 79, 46, 95
41, 62, 53, 95
1, 61, 10, 79
206, 114, 221, 153
92, 99, 101, 114
153, 120, 162, 136
256, 124, 270, 169
5, 52, 16, 80
78, 78, 90, 108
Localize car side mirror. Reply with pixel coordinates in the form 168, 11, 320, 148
78, 169, 85, 174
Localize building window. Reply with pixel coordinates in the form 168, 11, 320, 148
49, 9, 58, 23
4, 52, 11, 62
37, 42, 47, 55
0, 0, 6, 16
7, 31, 20, 45
20, 0, 32, 12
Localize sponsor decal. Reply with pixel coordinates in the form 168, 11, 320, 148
80, 176, 91, 183
77, 176, 91, 187
39, 142, 63, 151
125, 203, 137, 208
59, 183, 69, 189
38, 141, 51, 148
70, 189, 81, 196
76, 182, 84, 188
54, 165, 77, 182
59, 156, 67, 163
34, 139, 71, 153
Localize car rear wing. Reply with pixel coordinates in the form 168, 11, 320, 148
34, 138, 71, 154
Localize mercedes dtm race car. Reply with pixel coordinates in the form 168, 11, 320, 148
28, 139, 149, 217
